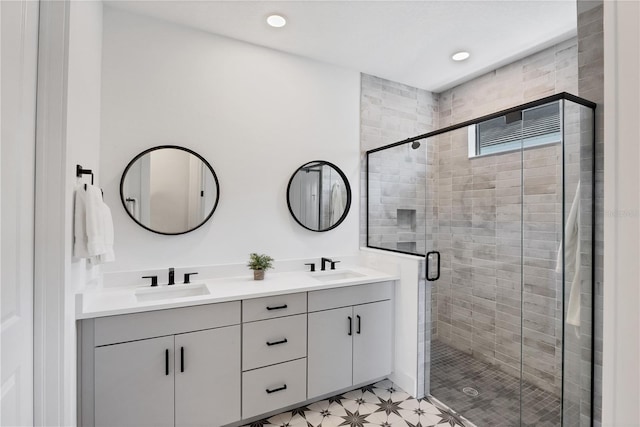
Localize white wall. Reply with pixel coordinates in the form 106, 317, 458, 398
100, 7, 361, 272
67, 1, 103, 286
602, 1, 640, 425
359, 249, 423, 398
66, 1, 103, 423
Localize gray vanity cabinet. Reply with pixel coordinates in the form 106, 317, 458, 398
241, 293, 308, 419
79, 302, 241, 427
307, 306, 354, 397
95, 335, 174, 427
352, 300, 393, 385
80, 283, 394, 426
94, 327, 241, 427
307, 282, 393, 399
174, 326, 241, 426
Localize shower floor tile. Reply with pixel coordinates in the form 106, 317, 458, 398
242, 379, 469, 427
430, 340, 561, 427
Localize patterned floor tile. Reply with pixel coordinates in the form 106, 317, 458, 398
241, 380, 467, 427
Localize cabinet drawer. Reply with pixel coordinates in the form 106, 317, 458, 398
243, 314, 307, 371
242, 358, 307, 420
243, 293, 307, 322
308, 282, 393, 312
94, 301, 241, 346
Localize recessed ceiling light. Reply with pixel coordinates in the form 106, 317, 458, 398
452, 51, 470, 61
267, 14, 287, 28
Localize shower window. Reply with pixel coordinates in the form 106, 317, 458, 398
468, 100, 562, 157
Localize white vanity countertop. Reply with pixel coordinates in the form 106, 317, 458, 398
76, 266, 398, 319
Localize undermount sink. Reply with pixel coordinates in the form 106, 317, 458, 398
135, 283, 210, 302
311, 270, 365, 282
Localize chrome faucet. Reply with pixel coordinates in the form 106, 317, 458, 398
321, 257, 340, 271
168, 268, 175, 285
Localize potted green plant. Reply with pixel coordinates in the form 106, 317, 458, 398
247, 253, 274, 280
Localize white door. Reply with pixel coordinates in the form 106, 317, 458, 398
307, 307, 353, 398
1, 1, 39, 425
353, 301, 393, 385
94, 336, 175, 427
175, 326, 241, 426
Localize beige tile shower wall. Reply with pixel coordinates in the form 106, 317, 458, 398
577, 2, 603, 425
360, 74, 438, 250
434, 133, 565, 395
433, 37, 579, 396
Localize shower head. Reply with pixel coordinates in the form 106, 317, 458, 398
411, 140, 421, 150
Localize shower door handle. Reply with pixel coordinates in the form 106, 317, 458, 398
426, 251, 440, 281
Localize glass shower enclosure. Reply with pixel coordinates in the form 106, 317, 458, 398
366, 93, 595, 427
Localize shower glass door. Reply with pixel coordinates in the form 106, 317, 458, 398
366, 139, 430, 256
424, 98, 593, 427
366, 94, 595, 427
560, 99, 594, 427
424, 118, 528, 427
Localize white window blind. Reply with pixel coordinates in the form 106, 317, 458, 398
474, 101, 561, 156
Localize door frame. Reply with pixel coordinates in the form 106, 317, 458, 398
33, 1, 73, 425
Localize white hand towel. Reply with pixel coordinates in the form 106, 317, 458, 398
85, 185, 108, 257
92, 202, 115, 265
556, 181, 581, 327
73, 186, 89, 258
72, 184, 115, 265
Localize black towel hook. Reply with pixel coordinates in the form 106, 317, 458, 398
76, 164, 94, 190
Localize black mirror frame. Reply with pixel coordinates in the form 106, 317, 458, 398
286, 160, 351, 232
119, 145, 220, 236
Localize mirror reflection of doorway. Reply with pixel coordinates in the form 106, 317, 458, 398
289, 165, 321, 230
120, 146, 220, 235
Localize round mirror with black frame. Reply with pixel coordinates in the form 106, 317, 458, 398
286, 160, 351, 232
120, 145, 220, 235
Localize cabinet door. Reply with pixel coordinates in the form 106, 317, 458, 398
95, 336, 174, 427
353, 300, 393, 385
175, 325, 241, 426
307, 306, 353, 398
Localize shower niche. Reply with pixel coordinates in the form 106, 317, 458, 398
396, 209, 417, 253
397, 209, 417, 230
366, 93, 596, 427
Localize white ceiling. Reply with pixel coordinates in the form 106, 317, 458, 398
106, 0, 577, 92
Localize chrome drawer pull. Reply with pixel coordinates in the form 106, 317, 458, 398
266, 338, 288, 346
266, 384, 287, 394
